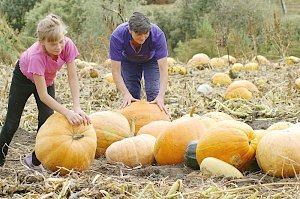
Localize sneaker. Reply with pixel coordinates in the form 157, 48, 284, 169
24, 154, 47, 173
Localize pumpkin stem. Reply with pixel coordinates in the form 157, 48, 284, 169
72, 134, 84, 140
130, 117, 136, 137
189, 106, 196, 117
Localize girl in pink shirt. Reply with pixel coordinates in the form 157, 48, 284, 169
0, 14, 90, 172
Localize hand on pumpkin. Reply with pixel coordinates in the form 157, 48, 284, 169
73, 107, 91, 125
150, 95, 168, 114
121, 92, 139, 108
65, 110, 85, 125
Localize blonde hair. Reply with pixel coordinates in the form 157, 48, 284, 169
36, 14, 67, 42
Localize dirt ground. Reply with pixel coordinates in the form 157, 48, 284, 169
1, 59, 300, 198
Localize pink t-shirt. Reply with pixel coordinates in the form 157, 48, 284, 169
19, 37, 79, 86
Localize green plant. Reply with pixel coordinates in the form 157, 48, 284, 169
0, 18, 24, 64
0, 0, 40, 31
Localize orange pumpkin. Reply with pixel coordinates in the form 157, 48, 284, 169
105, 134, 156, 167
90, 111, 131, 157
256, 126, 300, 177
35, 113, 97, 175
154, 117, 209, 165
136, 120, 171, 138
119, 101, 170, 135
196, 120, 257, 171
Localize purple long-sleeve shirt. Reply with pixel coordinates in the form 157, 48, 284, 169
109, 22, 168, 63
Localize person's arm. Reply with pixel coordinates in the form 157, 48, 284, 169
150, 57, 168, 113
111, 60, 139, 108
33, 74, 84, 125
66, 61, 91, 125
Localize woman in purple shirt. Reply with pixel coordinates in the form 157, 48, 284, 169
110, 12, 168, 113
0, 14, 90, 172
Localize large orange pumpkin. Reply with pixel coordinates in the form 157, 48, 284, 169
90, 111, 131, 157
154, 117, 209, 165
119, 101, 170, 135
196, 120, 257, 171
256, 125, 300, 178
105, 134, 156, 167
35, 113, 97, 175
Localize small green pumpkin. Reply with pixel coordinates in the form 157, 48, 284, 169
184, 140, 199, 170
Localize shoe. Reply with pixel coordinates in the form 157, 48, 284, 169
24, 154, 47, 173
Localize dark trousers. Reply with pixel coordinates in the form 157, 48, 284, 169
121, 58, 160, 101
0, 61, 54, 166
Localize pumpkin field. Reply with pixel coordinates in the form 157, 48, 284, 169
1, 54, 300, 198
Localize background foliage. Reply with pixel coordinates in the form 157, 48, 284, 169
0, 0, 299, 65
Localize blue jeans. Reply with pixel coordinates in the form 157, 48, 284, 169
0, 61, 54, 166
121, 59, 160, 101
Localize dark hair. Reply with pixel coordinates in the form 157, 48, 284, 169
128, 12, 151, 33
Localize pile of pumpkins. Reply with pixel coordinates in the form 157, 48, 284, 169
35, 101, 300, 178
186, 53, 270, 71
167, 57, 187, 75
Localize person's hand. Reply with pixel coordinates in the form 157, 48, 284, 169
73, 107, 91, 125
150, 95, 168, 114
64, 110, 84, 125
121, 92, 139, 108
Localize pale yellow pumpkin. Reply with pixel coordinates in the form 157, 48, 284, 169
221, 55, 237, 64
179, 66, 187, 75
256, 127, 300, 177
35, 113, 97, 175
295, 77, 300, 88
136, 120, 171, 138
119, 101, 170, 135
90, 111, 131, 157
251, 55, 270, 65
212, 73, 232, 85
104, 73, 114, 84
103, 58, 111, 68
200, 157, 244, 178
105, 134, 156, 167
231, 63, 243, 72
267, 121, 293, 131
244, 62, 259, 71
225, 87, 253, 100
188, 53, 210, 69
79, 66, 99, 78
285, 56, 300, 65
209, 57, 226, 68
75, 59, 89, 69
227, 80, 258, 93
254, 129, 269, 144
167, 57, 177, 67
202, 111, 234, 122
